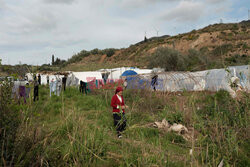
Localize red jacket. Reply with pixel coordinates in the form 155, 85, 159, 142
111, 94, 125, 113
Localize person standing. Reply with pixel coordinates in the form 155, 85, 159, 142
79, 80, 84, 93
38, 74, 41, 85
62, 75, 67, 91
47, 75, 49, 85
111, 86, 128, 138
83, 81, 87, 94
50, 78, 56, 97
123, 78, 128, 89
151, 75, 158, 91
33, 78, 39, 102
56, 77, 62, 96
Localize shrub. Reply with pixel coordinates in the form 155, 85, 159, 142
148, 47, 186, 71
225, 54, 250, 66
102, 48, 116, 57
185, 49, 207, 71
212, 44, 233, 56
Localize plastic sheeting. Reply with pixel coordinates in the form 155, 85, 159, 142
107, 67, 152, 80
66, 72, 102, 86
126, 65, 249, 97
121, 70, 137, 77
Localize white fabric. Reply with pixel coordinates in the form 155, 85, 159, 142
66, 71, 102, 86
116, 94, 122, 109
41, 75, 63, 85
116, 94, 122, 103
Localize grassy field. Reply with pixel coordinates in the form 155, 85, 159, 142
1, 83, 249, 166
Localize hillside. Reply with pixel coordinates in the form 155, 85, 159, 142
63, 21, 250, 72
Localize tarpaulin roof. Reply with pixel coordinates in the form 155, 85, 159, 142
121, 70, 138, 77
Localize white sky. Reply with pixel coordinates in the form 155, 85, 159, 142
0, 0, 249, 65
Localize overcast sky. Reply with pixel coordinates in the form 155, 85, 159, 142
0, 0, 249, 65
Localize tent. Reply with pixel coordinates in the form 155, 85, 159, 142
135, 69, 153, 75
121, 70, 138, 77
107, 67, 137, 80
66, 72, 103, 86
125, 65, 249, 97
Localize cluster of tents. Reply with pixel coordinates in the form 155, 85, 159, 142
125, 65, 249, 98
24, 65, 249, 98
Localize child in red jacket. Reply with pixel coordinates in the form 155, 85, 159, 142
111, 86, 128, 138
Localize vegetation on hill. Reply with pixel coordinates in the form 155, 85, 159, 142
61, 21, 249, 72
1, 81, 249, 166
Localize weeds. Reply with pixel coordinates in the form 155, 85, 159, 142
1, 83, 249, 166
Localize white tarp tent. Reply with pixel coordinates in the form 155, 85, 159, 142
107, 67, 153, 80
135, 69, 153, 75
108, 67, 135, 80
129, 65, 249, 97
67, 72, 103, 86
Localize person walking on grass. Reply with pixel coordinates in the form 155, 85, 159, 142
111, 86, 128, 138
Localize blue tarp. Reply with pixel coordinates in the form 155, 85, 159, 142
121, 70, 137, 77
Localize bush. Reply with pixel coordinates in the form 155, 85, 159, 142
212, 44, 233, 56
225, 54, 250, 66
148, 47, 186, 71
102, 48, 116, 57
185, 49, 207, 71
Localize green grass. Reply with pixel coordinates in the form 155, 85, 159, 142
1, 85, 249, 166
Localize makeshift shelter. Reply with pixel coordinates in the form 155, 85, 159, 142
66, 72, 102, 86
125, 65, 249, 97
107, 67, 137, 80
135, 69, 153, 75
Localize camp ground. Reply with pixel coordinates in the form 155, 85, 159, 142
22, 65, 250, 98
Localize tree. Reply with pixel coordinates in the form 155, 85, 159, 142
52, 55, 55, 65
148, 47, 186, 71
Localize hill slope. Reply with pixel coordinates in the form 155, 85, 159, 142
63, 21, 250, 71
